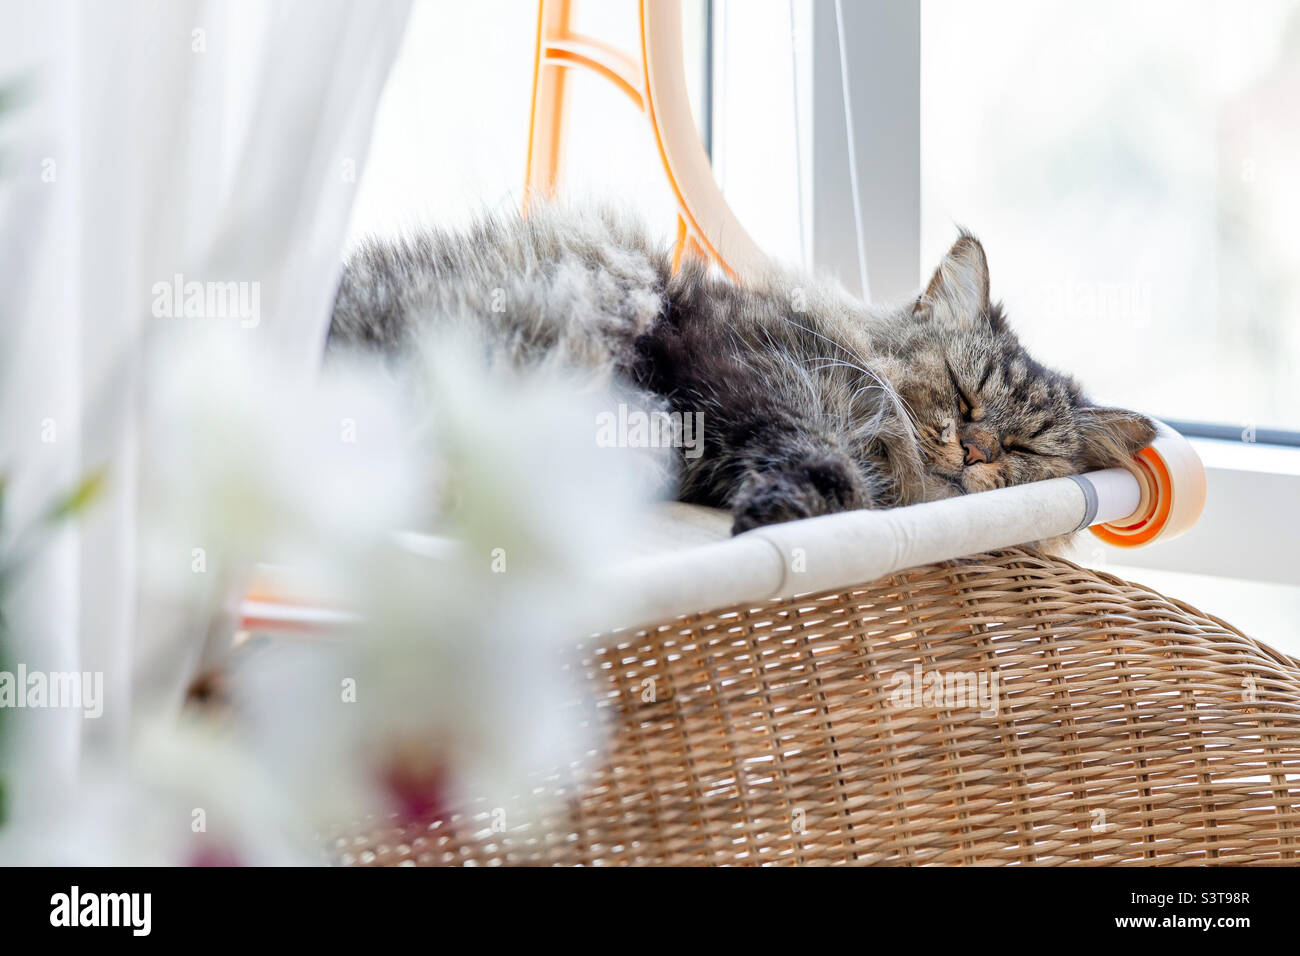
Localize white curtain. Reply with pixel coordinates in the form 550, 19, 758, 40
0, 0, 410, 801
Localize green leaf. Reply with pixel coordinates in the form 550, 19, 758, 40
44, 468, 107, 524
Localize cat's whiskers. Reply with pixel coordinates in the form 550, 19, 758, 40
860, 381, 921, 442
785, 317, 862, 357
803, 358, 871, 377
798, 354, 920, 439
783, 319, 923, 444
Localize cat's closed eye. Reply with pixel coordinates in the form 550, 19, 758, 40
944, 362, 975, 419
1001, 424, 1049, 456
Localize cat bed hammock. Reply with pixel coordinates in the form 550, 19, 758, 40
248, 1, 1300, 865
314, 430, 1300, 868
329, 544, 1300, 866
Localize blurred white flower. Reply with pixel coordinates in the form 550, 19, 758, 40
4, 323, 671, 861
0, 711, 318, 866
140, 327, 425, 599
232, 333, 672, 830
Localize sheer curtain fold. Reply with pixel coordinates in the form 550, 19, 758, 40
0, 0, 410, 792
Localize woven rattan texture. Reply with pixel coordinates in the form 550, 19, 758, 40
331, 548, 1300, 865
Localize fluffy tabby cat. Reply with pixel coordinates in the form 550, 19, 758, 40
329, 205, 1155, 534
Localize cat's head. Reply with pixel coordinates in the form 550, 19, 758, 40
883, 233, 1156, 497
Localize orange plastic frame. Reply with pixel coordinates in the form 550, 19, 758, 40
1091, 446, 1174, 547
524, 0, 767, 282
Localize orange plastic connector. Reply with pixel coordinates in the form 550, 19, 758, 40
524, 0, 768, 283
1091, 421, 1207, 547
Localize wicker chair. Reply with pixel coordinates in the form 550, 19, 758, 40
333, 546, 1300, 866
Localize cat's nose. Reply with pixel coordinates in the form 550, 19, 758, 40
962, 439, 991, 466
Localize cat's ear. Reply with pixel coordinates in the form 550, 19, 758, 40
1077, 406, 1157, 469
913, 233, 990, 325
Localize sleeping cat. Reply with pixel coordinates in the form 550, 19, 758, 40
328, 205, 1155, 534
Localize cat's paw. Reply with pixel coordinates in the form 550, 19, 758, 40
730, 456, 866, 535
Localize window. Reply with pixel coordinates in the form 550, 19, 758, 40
922, 0, 1300, 437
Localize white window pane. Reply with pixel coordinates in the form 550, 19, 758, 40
348, 0, 708, 249
712, 0, 807, 268
922, 0, 1300, 432
347, 0, 536, 240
